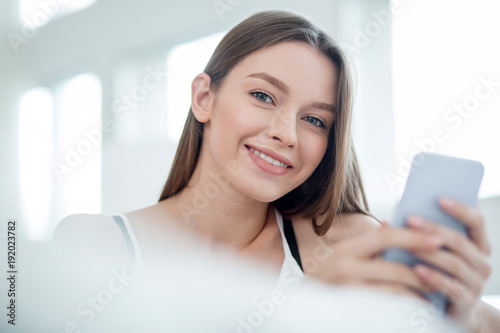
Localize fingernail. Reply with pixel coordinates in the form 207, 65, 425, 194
440, 198, 455, 209
415, 265, 431, 277
407, 215, 425, 228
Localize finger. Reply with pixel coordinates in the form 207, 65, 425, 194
414, 265, 471, 304
414, 251, 483, 295
438, 198, 491, 255
406, 215, 491, 278
349, 260, 434, 293
339, 228, 443, 258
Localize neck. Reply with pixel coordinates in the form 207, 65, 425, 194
167, 151, 272, 251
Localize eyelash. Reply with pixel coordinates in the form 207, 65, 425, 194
249, 90, 327, 129
249, 90, 274, 104
303, 116, 327, 129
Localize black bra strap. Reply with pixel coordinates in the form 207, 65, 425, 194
283, 218, 303, 272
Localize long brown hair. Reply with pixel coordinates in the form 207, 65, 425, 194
159, 10, 374, 236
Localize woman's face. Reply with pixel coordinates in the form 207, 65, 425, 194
203, 41, 338, 202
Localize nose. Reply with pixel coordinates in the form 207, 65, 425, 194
267, 112, 298, 148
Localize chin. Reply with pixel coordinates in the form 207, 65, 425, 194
251, 194, 281, 203
238, 183, 292, 203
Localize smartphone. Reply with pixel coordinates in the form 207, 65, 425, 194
382, 152, 484, 312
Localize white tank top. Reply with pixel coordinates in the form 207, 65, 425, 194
112, 208, 305, 288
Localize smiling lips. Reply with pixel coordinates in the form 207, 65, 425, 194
248, 147, 289, 168
245, 144, 293, 176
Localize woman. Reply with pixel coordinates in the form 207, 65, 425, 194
54, 10, 500, 331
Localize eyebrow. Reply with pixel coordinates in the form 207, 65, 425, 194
245, 72, 337, 114
247, 72, 290, 95
311, 102, 337, 114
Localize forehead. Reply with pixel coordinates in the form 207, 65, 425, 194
224, 41, 338, 104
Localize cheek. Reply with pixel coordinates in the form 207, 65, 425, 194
213, 99, 267, 140
209, 99, 259, 152
299, 133, 329, 171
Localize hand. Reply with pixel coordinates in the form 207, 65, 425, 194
406, 198, 492, 332
311, 227, 444, 299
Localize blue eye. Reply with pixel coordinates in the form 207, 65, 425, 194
250, 91, 273, 104
304, 116, 326, 128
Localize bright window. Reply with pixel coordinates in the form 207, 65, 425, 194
392, 0, 500, 198
18, 88, 54, 241
55, 73, 102, 217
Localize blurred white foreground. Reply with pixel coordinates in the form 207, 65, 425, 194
0, 218, 464, 333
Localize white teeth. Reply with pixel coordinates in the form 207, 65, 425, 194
248, 147, 288, 168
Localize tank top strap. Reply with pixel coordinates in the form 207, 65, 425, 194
112, 214, 145, 272
282, 218, 303, 272
274, 208, 304, 274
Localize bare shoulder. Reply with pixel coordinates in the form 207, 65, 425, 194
123, 199, 197, 239
292, 212, 379, 276
293, 212, 380, 249
331, 212, 381, 239
123, 199, 178, 227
